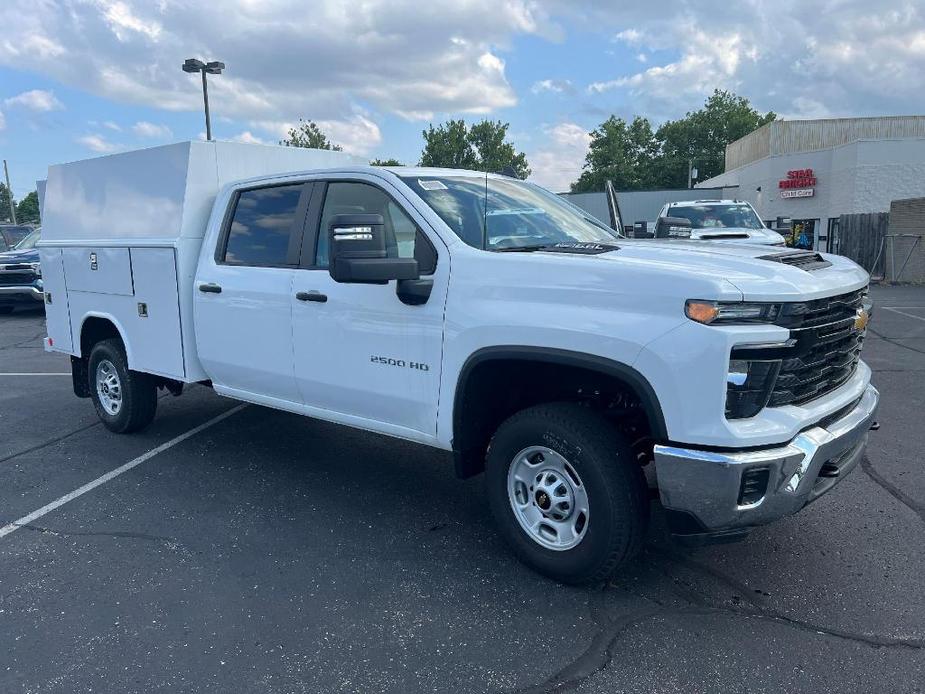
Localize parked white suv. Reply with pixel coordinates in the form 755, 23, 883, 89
39, 142, 877, 584
656, 199, 785, 245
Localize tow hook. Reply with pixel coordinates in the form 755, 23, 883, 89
870, 421, 880, 431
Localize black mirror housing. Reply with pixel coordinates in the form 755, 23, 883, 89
328, 213, 420, 284
655, 216, 693, 239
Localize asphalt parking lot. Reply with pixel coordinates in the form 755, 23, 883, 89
1, 285, 923, 693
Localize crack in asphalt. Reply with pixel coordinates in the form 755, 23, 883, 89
510, 545, 924, 693
0, 418, 103, 465
0, 329, 46, 351
861, 454, 925, 524
868, 327, 925, 356
13, 523, 177, 543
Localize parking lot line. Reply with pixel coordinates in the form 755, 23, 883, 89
0, 403, 247, 540
882, 306, 925, 322
0, 372, 71, 376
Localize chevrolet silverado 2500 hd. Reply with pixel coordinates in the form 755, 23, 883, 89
39, 142, 878, 584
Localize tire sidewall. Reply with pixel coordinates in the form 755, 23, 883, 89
486, 406, 640, 584
88, 341, 135, 432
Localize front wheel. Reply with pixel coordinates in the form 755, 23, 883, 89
486, 403, 649, 584
88, 339, 158, 433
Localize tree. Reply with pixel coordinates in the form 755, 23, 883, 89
16, 191, 40, 224
370, 158, 403, 166
419, 119, 530, 178
570, 116, 660, 193
0, 183, 13, 224
280, 119, 343, 150
655, 90, 776, 188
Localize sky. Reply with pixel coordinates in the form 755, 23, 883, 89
0, 0, 924, 199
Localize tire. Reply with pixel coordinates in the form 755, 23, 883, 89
88, 338, 157, 433
0, 306, 14, 315
486, 402, 649, 585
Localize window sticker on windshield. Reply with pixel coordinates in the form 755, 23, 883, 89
418, 179, 448, 191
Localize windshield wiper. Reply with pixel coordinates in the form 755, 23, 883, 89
493, 242, 620, 254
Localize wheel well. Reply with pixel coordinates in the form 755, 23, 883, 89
452, 350, 665, 478
80, 317, 123, 357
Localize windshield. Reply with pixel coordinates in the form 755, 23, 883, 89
668, 203, 764, 231
401, 175, 620, 250
13, 229, 40, 250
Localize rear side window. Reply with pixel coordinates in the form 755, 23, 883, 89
222, 185, 303, 266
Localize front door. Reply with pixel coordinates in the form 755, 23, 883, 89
194, 182, 311, 404
290, 176, 447, 440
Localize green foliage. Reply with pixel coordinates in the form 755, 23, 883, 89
655, 90, 776, 188
16, 191, 40, 224
571, 116, 661, 193
280, 119, 343, 150
0, 183, 14, 224
419, 119, 530, 179
571, 90, 776, 192
370, 158, 403, 166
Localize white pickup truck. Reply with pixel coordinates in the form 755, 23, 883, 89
39, 141, 878, 584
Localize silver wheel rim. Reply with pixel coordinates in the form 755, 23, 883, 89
95, 359, 123, 416
507, 446, 590, 551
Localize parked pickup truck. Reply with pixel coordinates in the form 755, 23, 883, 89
655, 199, 786, 245
0, 228, 43, 314
40, 142, 878, 584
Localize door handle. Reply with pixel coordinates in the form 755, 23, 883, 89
296, 291, 327, 303
199, 282, 222, 294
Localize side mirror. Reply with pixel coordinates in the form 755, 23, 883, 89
655, 216, 692, 239
328, 214, 419, 284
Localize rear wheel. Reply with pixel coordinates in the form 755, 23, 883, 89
486, 402, 648, 584
88, 339, 157, 433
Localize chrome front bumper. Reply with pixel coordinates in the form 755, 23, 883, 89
0, 286, 44, 302
654, 384, 879, 538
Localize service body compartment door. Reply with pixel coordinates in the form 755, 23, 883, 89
62, 247, 134, 295
38, 248, 73, 353
130, 248, 185, 378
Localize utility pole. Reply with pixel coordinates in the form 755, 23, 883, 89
687, 158, 693, 190
3, 159, 16, 225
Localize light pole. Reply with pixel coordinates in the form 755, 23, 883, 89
182, 58, 225, 141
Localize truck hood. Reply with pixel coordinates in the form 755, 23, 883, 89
0, 247, 39, 265
586, 240, 869, 301
687, 227, 784, 245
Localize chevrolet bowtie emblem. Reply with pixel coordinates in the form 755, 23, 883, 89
854, 307, 870, 331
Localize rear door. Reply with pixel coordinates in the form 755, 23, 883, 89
194, 182, 311, 404
290, 176, 448, 439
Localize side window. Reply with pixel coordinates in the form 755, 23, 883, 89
222, 184, 303, 266
316, 182, 436, 273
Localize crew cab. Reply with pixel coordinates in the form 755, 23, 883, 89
0, 228, 43, 314
656, 199, 785, 245
39, 142, 878, 584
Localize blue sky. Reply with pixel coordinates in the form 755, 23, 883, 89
1, 0, 923, 199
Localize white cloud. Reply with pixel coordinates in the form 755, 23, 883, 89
254, 115, 382, 155
528, 122, 591, 193
77, 134, 121, 153
230, 131, 267, 145
0, 110, 5, 130
0, 0, 553, 125
132, 121, 172, 138
531, 79, 574, 94
103, 120, 122, 131
4, 89, 63, 112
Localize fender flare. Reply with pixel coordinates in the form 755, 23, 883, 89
452, 345, 669, 448
76, 312, 134, 367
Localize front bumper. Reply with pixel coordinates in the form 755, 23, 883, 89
0, 285, 44, 305
654, 383, 879, 541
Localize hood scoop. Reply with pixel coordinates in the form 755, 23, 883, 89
758, 249, 832, 271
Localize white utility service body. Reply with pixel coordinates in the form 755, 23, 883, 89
40, 142, 879, 584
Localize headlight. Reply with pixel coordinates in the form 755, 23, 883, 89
685, 300, 782, 325
726, 358, 781, 419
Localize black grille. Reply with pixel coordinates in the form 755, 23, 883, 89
768, 290, 867, 407
759, 250, 832, 271
0, 272, 35, 286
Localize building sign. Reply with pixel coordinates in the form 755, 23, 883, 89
779, 168, 816, 199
